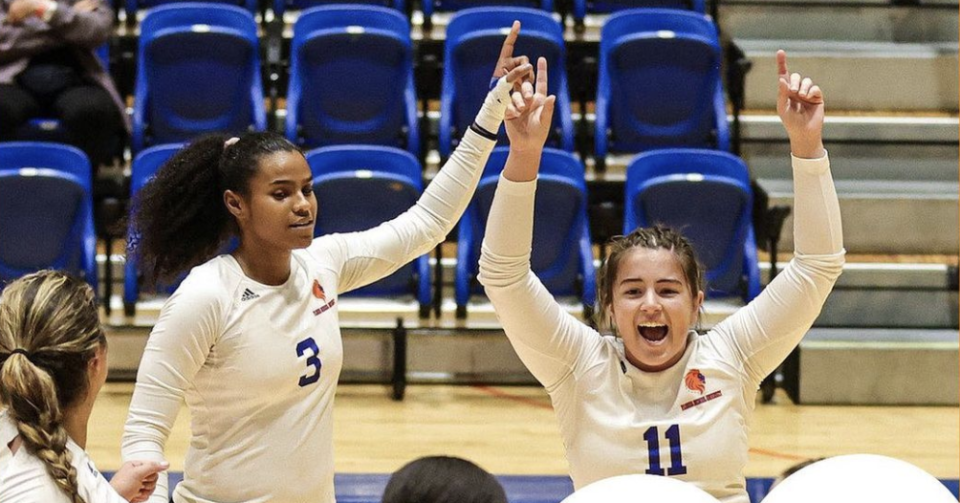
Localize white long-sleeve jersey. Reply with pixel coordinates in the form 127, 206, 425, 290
0, 412, 127, 503
478, 154, 845, 503
121, 79, 514, 503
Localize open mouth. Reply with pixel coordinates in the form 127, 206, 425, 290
637, 323, 668, 343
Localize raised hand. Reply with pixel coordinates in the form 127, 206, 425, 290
110, 460, 169, 503
491, 21, 535, 94
776, 50, 825, 159
504, 57, 556, 153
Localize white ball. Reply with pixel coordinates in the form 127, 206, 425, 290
561, 475, 720, 503
764, 454, 956, 503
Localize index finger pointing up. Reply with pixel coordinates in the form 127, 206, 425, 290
776, 49, 789, 80
498, 21, 521, 60
535, 57, 548, 95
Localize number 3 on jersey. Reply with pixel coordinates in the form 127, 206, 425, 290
643, 424, 687, 476
297, 338, 322, 387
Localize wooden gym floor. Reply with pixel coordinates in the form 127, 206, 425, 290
87, 383, 959, 479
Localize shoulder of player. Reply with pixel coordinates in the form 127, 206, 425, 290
165, 257, 239, 312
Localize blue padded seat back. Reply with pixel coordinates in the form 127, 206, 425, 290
599, 9, 722, 153
442, 8, 572, 156
0, 176, 83, 270
291, 7, 412, 150
136, 4, 262, 149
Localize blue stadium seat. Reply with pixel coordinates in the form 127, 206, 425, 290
624, 149, 759, 302
456, 147, 595, 318
0, 143, 96, 293
595, 9, 728, 162
572, 0, 705, 26
133, 4, 266, 152
440, 8, 574, 159
273, 0, 404, 17
305, 145, 431, 317
123, 144, 182, 316
126, 0, 257, 21
423, 0, 552, 24
286, 6, 418, 156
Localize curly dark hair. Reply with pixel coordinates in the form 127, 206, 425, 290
131, 132, 302, 283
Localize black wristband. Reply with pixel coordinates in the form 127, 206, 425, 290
469, 122, 498, 141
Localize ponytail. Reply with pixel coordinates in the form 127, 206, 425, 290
0, 271, 105, 503
131, 132, 302, 283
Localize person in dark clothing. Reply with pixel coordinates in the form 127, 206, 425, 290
0, 0, 127, 169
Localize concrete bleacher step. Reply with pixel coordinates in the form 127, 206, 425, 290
798, 327, 959, 405
741, 114, 958, 184
720, 2, 957, 43
737, 39, 958, 112
757, 177, 959, 255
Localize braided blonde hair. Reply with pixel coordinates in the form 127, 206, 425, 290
0, 271, 105, 503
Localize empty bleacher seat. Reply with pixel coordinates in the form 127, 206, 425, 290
273, 0, 404, 18
286, 6, 419, 156
595, 9, 728, 163
456, 147, 595, 318
0, 143, 97, 293
305, 145, 431, 317
133, 3, 266, 152
125, 0, 257, 21
440, 7, 574, 159
572, 0, 705, 27
624, 148, 759, 302
423, 0, 552, 27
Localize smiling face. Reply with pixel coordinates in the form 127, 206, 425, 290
609, 247, 704, 372
226, 151, 317, 252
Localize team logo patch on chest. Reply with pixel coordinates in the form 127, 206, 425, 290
680, 368, 722, 411
311, 279, 336, 316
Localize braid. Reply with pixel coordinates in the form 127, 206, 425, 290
0, 271, 104, 503
16, 418, 83, 503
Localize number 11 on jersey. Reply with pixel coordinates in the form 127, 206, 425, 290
643, 424, 688, 476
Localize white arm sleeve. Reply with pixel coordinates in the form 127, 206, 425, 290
323, 78, 513, 293
710, 153, 845, 388
479, 175, 603, 390
120, 278, 225, 503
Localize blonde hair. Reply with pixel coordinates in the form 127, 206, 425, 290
595, 226, 704, 333
0, 271, 105, 503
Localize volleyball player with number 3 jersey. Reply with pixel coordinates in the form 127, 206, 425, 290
478, 51, 844, 503
121, 22, 543, 503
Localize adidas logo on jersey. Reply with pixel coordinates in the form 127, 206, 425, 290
241, 288, 260, 302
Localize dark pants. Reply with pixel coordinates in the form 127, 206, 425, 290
0, 82, 124, 168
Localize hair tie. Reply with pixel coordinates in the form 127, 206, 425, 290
9, 348, 31, 361
224, 137, 240, 148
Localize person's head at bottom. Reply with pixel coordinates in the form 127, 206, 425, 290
382, 456, 507, 503
0, 270, 107, 502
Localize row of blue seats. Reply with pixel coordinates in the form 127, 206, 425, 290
0, 142, 758, 318
117, 0, 706, 22
125, 4, 726, 164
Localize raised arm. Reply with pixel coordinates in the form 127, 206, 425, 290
325, 23, 536, 294
712, 50, 845, 387
479, 58, 602, 390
